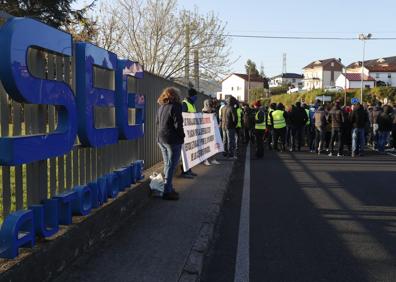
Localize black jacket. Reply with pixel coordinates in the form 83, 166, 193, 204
243, 108, 255, 129
156, 102, 185, 145
350, 106, 368, 129
290, 106, 308, 127
378, 108, 393, 131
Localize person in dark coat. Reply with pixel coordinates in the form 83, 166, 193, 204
377, 105, 393, 153
156, 87, 185, 200
242, 103, 255, 144
369, 103, 382, 149
327, 101, 345, 156
314, 105, 327, 154
350, 103, 369, 157
289, 101, 308, 151
223, 96, 238, 158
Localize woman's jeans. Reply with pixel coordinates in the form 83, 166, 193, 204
378, 131, 390, 152
158, 143, 182, 193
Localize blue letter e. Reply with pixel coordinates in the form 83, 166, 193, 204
116, 60, 145, 140
0, 18, 77, 165
75, 43, 118, 147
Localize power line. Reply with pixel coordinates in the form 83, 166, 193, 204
225, 34, 396, 40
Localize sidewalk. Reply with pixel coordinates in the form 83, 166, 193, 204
54, 157, 235, 282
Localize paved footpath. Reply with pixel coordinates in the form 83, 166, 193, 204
54, 156, 234, 282
203, 147, 396, 282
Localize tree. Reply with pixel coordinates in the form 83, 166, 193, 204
245, 59, 259, 77
0, 0, 95, 29
94, 0, 233, 82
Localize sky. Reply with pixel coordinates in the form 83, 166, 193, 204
75, 0, 396, 78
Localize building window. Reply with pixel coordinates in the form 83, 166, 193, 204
231, 87, 234, 91
292, 78, 296, 82
331, 62, 335, 67
376, 73, 380, 79
237, 96, 241, 101
219, 94, 223, 100
237, 86, 240, 91
388, 73, 392, 78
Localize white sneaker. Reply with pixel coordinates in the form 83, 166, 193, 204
211, 159, 221, 165
328, 152, 333, 157
204, 159, 211, 166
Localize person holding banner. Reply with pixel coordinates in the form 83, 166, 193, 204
181, 88, 199, 178
156, 87, 185, 200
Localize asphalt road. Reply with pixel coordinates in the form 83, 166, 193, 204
202, 147, 396, 282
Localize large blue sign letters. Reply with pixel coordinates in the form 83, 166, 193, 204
0, 18, 77, 165
75, 43, 119, 147
0, 17, 145, 165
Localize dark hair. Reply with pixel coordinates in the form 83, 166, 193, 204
157, 87, 181, 105
188, 88, 197, 97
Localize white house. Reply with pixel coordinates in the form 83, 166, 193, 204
336, 73, 376, 89
219, 73, 267, 102
346, 56, 396, 87
303, 58, 344, 90
269, 73, 304, 88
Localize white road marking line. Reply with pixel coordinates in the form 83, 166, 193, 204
234, 144, 250, 282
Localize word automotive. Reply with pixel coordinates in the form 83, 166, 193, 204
0, 17, 145, 166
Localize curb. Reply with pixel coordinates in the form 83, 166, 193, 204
178, 153, 242, 282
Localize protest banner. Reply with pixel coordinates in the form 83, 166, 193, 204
181, 113, 224, 171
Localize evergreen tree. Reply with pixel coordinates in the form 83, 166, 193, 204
245, 59, 259, 76
0, 0, 95, 29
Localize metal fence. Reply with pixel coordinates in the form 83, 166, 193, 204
0, 48, 207, 222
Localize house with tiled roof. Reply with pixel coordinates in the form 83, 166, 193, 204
346, 56, 396, 86
269, 73, 304, 88
218, 73, 267, 102
303, 58, 344, 90
335, 73, 376, 89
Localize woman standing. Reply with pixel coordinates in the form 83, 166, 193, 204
156, 87, 185, 200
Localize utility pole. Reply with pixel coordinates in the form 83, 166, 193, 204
358, 33, 372, 103
193, 49, 199, 91
184, 23, 190, 86
282, 53, 287, 74
248, 67, 251, 103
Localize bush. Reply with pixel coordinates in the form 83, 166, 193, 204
266, 87, 396, 107
269, 86, 289, 95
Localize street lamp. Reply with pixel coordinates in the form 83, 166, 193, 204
358, 33, 372, 103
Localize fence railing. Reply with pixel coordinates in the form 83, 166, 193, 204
0, 48, 207, 222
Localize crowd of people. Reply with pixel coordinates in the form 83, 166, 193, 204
216, 96, 396, 159
156, 85, 396, 200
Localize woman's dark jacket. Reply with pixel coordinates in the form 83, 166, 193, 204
156, 102, 185, 145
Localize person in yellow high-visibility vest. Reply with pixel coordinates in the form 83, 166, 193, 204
181, 88, 198, 178
270, 103, 288, 152
266, 103, 277, 150
253, 100, 266, 158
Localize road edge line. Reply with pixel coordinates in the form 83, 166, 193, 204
234, 143, 250, 282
